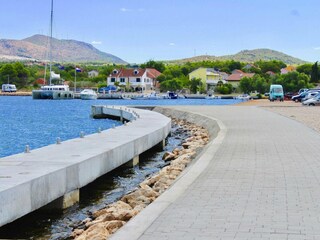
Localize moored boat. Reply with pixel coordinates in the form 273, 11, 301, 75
80, 89, 98, 100
32, 0, 73, 100
33, 84, 74, 99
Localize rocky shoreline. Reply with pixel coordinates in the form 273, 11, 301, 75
71, 119, 209, 240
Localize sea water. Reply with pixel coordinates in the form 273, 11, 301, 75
0, 96, 123, 158
0, 96, 241, 158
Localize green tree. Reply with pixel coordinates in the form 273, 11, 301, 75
253, 75, 268, 94
189, 78, 202, 93
160, 78, 182, 92
239, 76, 254, 94
255, 60, 286, 73
273, 71, 311, 92
310, 61, 319, 83
0, 64, 17, 85
140, 60, 165, 73
296, 63, 312, 75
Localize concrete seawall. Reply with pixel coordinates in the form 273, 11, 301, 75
0, 106, 171, 227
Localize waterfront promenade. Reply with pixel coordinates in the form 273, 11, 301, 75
112, 105, 320, 240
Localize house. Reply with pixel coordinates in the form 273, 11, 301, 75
280, 66, 296, 75
107, 68, 161, 91
188, 67, 227, 91
266, 71, 276, 76
88, 70, 99, 78
227, 70, 255, 88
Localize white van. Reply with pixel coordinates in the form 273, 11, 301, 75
1, 84, 17, 92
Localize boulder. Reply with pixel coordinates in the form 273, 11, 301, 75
75, 223, 110, 240
104, 220, 126, 234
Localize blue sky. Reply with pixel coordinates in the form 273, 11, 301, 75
0, 0, 320, 63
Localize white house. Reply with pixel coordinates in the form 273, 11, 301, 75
88, 70, 99, 78
107, 68, 161, 91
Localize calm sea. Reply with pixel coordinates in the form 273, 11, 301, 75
0, 96, 241, 158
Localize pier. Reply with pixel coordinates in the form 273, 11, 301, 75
0, 106, 171, 227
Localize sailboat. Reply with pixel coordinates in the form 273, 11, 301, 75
32, 0, 74, 100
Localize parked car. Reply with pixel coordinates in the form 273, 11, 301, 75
298, 88, 309, 94
302, 95, 320, 106
301, 91, 320, 102
292, 91, 309, 102
284, 92, 295, 100
98, 85, 117, 93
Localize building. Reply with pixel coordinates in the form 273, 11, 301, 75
280, 66, 296, 75
107, 68, 161, 91
227, 70, 255, 88
188, 67, 227, 91
88, 70, 99, 78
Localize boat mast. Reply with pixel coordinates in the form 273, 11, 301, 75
49, 0, 53, 85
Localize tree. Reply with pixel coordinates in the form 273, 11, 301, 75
253, 75, 268, 94
140, 60, 165, 73
296, 63, 312, 75
0, 64, 17, 85
160, 78, 182, 92
310, 61, 319, 83
189, 78, 202, 93
228, 60, 242, 71
274, 71, 311, 92
215, 83, 233, 94
255, 60, 286, 73
239, 77, 254, 94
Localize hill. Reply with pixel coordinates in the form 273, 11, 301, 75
166, 49, 307, 65
0, 34, 127, 64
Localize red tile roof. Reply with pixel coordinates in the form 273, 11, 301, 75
110, 68, 146, 78
109, 68, 162, 79
146, 68, 162, 78
231, 69, 244, 74
227, 73, 255, 81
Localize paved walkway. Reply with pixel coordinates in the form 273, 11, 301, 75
112, 106, 320, 240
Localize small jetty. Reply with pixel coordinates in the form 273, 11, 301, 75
0, 106, 171, 227
0, 92, 32, 96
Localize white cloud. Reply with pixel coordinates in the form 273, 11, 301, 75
120, 8, 132, 12
92, 41, 102, 45
169, 43, 175, 46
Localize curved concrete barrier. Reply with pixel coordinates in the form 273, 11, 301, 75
0, 106, 171, 227
111, 106, 225, 240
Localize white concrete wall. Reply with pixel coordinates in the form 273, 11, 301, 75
0, 106, 171, 227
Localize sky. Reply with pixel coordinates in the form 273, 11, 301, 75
0, 0, 320, 63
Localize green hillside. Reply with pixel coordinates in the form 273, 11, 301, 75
166, 49, 307, 65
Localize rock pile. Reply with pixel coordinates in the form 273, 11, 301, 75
72, 119, 209, 240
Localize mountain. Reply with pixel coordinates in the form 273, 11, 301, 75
166, 49, 307, 65
0, 34, 127, 64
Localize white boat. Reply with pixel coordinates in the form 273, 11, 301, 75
80, 89, 98, 100
32, 0, 73, 100
235, 94, 251, 100
131, 92, 162, 100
